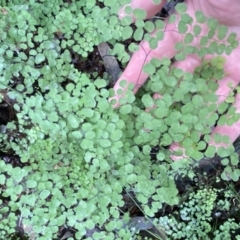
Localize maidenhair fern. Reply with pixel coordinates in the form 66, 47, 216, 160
0, 0, 239, 239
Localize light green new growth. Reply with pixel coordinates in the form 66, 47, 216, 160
0, 0, 239, 239
156, 188, 240, 240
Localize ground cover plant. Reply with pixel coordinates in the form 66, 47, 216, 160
0, 0, 239, 239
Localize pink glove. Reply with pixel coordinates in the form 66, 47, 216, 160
111, 0, 240, 160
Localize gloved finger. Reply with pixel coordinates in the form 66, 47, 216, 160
147, 92, 190, 161
111, 16, 183, 107
169, 73, 240, 160
169, 78, 240, 160
170, 50, 240, 160
119, 0, 167, 21
145, 93, 162, 113
112, 2, 207, 107
110, 33, 182, 107
146, 53, 202, 113
142, 50, 240, 161
203, 43, 240, 148
167, 54, 203, 160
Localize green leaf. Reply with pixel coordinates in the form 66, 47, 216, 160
227, 32, 237, 44
95, 79, 107, 88
137, 194, 148, 204
100, 139, 111, 148
155, 106, 168, 119
35, 53, 45, 64
155, 20, 164, 29
222, 135, 230, 144
205, 145, 216, 158
143, 63, 156, 74
0, 174, 6, 185
85, 131, 96, 140
218, 115, 227, 126
193, 25, 201, 36
29, 49, 37, 55
133, 8, 147, 19
192, 95, 203, 108
48, 112, 59, 122
150, 82, 162, 92
149, 37, 158, 49
152, 0, 162, 3
175, 3, 187, 14
207, 29, 215, 39
230, 153, 239, 166
221, 168, 232, 181
127, 173, 137, 184
190, 150, 204, 161
110, 129, 123, 141
97, 119, 106, 129
217, 146, 231, 158
73, 45, 80, 52
82, 108, 94, 118
207, 17, 218, 30
191, 131, 200, 142
231, 169, 240, 181
71, 131, 82, 139
175, 42, 184, 51
144, 21, 155, 32
195, 11, 206, 24
27, 180, 37, 188
181, 13, 193, 24
169, 14, 177, 24
217, 25, 228, 40
122, 26, 133, 40
221, 158, 229, 166
82, 123, 92, 132
155, 30, 164, 41
6, 50, 13, 58
66, 83, 75, 92
14, 185, 23, 195
42, 40, 55, 49
85, 219, 95, 230
213, 133, 222, 144
124, 6, 132, 14
173, 68, 184, 79
124, 163, 134, 174
128, 42, 139, 52
182, 138, 193, 148
161, 133, 172, 146
164, 76, 177, 87
178, 20, 188, 34
200, 36, 208, 46
121, 16, 132, 26
26, 194, 36, 207
157, 152, 165, 161
197, 141, 206, 150
136, 19, 144, 28
161, 58, 171, 66
40, 189, 50, 200
119, 104, 132, 114
80, 139, 93, 149
133, 28, 144, 41
175, 52, 186, 61
67, 114, 79, 129
184, 33, 194, 44
142, 94, 154, 108
184, 45, 194, 54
